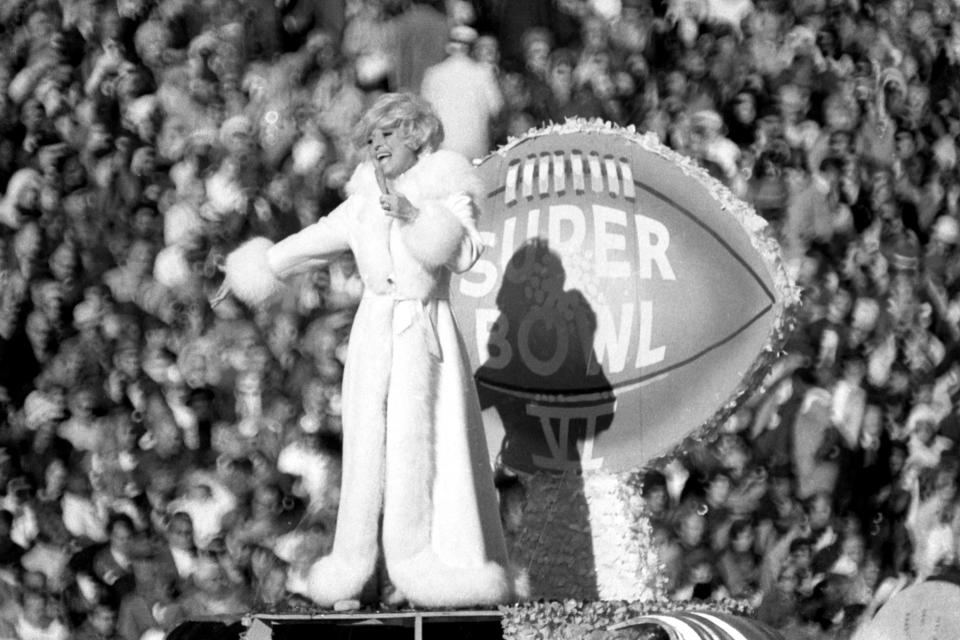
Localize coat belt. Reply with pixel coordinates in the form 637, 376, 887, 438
364, 293, 445, 362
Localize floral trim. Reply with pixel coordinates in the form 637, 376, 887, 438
498, 598, 755, 640
505, 471, 663, 602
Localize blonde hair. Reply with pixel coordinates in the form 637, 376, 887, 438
352, 92, 444, 154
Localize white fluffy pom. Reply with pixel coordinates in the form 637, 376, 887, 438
387, 550, 513, 607
224, 237, 284, 307
288, 553, 375, 607
154, 245, 193, 290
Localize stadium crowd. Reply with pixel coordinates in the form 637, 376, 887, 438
0, 0, 958, 638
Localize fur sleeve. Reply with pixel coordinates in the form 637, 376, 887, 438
225, 199, 354, 307
224, 237, 284, 307
399, 194, 485, 271
267, 200, 353, 277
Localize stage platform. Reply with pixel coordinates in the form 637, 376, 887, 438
169, 610, 505, 640
244, 610, 504, 639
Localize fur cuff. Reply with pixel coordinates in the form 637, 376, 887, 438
399, 197, 468, 269
224, 237, 284, 307
388, 550, 513, 608
292, 552, 377, 607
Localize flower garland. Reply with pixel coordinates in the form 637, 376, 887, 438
498, 598, 755, 640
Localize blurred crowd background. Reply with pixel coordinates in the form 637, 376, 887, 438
0, 0, 959, 638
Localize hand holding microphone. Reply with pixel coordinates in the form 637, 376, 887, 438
374, 154, 416, 221
379, 193, 416, 220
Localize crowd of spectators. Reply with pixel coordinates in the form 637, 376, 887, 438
0, 0, 958, 638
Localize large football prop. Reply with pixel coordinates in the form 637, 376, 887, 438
454, 121, 797, 474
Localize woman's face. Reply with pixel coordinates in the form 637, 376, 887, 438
368, 127, 417, 179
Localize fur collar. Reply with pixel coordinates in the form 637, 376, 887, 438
345, 150, 483, 209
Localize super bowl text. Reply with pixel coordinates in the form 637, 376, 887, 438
460, 203, 675, 378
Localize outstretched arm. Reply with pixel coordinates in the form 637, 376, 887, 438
267, 204, 352, 277
219, 199, 353, 308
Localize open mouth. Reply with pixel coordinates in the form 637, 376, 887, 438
376, 149, 391, 161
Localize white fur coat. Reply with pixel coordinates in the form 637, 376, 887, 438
225, 150, 516, 607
